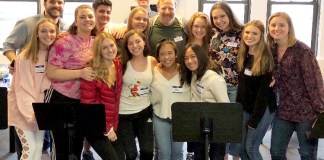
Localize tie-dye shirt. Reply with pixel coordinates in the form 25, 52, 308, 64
48, 34, 93, 99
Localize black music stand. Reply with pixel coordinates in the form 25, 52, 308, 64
172, 102, 243, 160
32, 103, 106, 160
0, 86, 15, 153
309, 113, 324, 138
0, 87, 8, 129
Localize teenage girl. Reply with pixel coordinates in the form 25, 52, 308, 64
118, 29, 157, 160
80, 32, 123, 160
8, 18, 58, 160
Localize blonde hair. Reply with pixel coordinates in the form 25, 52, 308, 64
267, 12, 297, 49
238, 20, 274, 76
187, 12, 212, 51
90, 32, 117, 86
24, 18, 58, 63
127, 7, 149, 34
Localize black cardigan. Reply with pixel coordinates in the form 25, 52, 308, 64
236, 56, 277, 128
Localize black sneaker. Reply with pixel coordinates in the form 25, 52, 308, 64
82, 150, 95, 160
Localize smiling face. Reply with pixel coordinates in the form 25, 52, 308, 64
101, 38, 117, 61
159, 43, 177, 68
38, 21, 57, 50
75, 8, 95, 33
211, 8, 230, 31
184, 47, 199, 72
44, 0, 64, 19
131, 10, 148, 32
157, 0, 176, 26
269, 16, 289, 42
95, 5, 111, 26
243, 25, 261, 49
192, 17, 207, 41
127, 33, 145, 57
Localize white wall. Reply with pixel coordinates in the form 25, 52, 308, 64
110, 0, 157, 23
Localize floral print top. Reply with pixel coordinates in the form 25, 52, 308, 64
209, 29, 242, 87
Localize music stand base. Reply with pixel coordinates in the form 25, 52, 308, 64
205, 134, 209, 160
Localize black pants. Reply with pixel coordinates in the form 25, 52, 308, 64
117, 106, 153, 160
84, 133, 119, 160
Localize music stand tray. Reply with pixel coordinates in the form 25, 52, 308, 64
171, 102, 243, 143
310, 113, 324, 138
32, 103, 106, 160
32, 103, 106, 133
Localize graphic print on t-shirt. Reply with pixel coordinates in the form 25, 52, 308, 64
128, 81, 149, 98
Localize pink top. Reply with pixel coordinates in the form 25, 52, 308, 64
8, 50, 51, 131
48, 34, 93, 99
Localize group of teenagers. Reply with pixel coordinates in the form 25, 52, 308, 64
4, 0, 324, 160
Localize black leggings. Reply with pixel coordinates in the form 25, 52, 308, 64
117, 106, 154, 160
84, 133, 119, 160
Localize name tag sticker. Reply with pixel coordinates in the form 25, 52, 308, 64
35, 65, 45, 73
172, 86, 183, 93
196, 82, 204, 94
174, 36, 183, 42
227, 41, 238, 47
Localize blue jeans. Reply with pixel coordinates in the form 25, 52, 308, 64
270, 116, 318, 160
227, 86, 238, 103
227, 86, 240, 157
241, 107, 274, 160
153, 114, 184, 160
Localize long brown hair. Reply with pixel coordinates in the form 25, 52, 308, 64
24, 18, 58, 63
266, 12, 297, 49
238, 20, 274, 76
90, 32, 117, 86
180, 44, 222, 85
209, 1, 243, 32
122, 29, 151, 73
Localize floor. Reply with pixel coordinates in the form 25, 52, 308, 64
0, 128, 323, 160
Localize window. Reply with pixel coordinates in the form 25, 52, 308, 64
0, 0, 38, 49
63, 0, 93, 27
267, 0, 320, 53
199, 0, 251, 24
